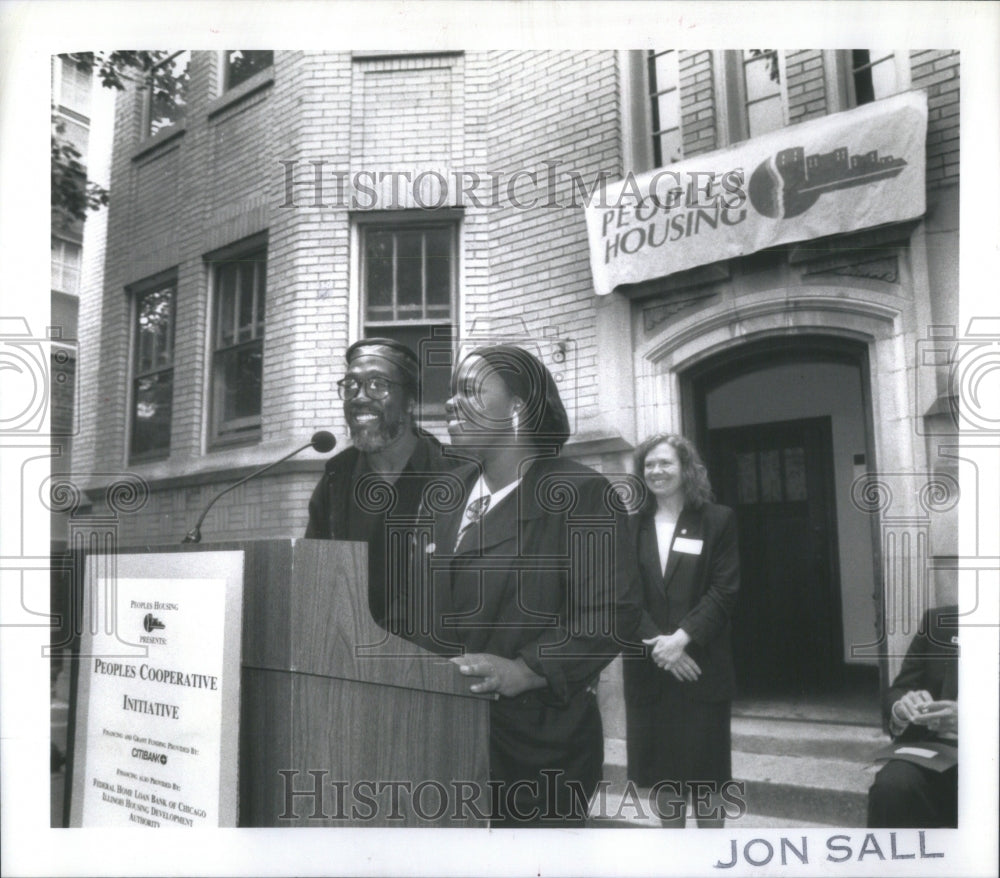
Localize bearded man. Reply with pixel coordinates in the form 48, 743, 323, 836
305, 338, 457, 629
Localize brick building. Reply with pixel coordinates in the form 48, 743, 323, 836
72, 49, 960, 824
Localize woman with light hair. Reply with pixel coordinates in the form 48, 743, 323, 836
624, 433, 740, 828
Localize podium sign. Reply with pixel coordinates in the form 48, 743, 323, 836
69, 551, 244, 828
65, 540, 490, 827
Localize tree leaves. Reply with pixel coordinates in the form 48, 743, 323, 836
52, 51, 170, 224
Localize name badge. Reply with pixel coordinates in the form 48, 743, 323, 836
673, 537, 703, 555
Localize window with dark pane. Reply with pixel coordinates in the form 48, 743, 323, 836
783, 446, 808, 501
211, 248, 266, 442
744, 50, 783, 137
361, 223, 456, 415
130, 281, 176, 461
147, 50, 190, 137
850, 50, 898, 106
736, 451, 758, 504
647, 49, 682, 166
224, 50, 274, 90
758, 448, 783, 502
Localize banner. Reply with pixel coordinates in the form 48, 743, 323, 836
585, 91, 928, 295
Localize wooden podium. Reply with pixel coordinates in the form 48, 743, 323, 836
69, 540, 491, 827
235, 538, 490, 826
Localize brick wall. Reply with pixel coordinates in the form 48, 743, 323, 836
680, 50, 717, 156
484, 50, 620, 431
786, 50, 828, 124
80, 49, 959, 546
911, 49, 959, 191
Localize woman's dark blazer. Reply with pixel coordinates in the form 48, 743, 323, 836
417, 453, 644, 704
623, 501, 740, 704
402, 452, 645, 811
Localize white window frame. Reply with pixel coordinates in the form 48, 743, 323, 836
220, 50, 274, 92
840, 50, 911, 108
53, 55, 92, 119
647, 49, 684, 167
142, 50, 191, 139
620, 50, 656, 172
351, 211, 461, 419
207, 236, 268, 446
738, 49, 790, 141
127, 273, 177, 463
51, 237, 82, 295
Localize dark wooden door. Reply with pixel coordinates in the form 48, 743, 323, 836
707, 417, 842, 695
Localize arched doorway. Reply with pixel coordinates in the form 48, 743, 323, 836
682, 335, 880, 698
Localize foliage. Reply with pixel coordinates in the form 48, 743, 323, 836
51, 51, 174, 226
225, 50, 273, 89
748, 49, 781, 84
51, 113, 109, 228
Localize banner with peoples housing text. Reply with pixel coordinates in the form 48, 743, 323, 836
584, 90, 928, 296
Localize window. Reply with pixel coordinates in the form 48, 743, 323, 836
210, 245, 266, 443
360, 221, 457, 414
849, 50, 902, 105
51, 238, 81, 294
130, 279, 176, 461
57, 57, 92, 117
146, 50, 191, 137
56, 116, 89, 157
223, 51, 274, 90
647, 50, 682, 165
742, 50, 784, 137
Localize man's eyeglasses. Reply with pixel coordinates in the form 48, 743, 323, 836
337, 376, 402, 400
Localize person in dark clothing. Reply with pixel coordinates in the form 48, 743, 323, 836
403, 344, 643, 826
623, 433, 740, 828
305, 337, 458, 629
867, 604, 959, 828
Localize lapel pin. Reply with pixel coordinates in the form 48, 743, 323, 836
681, 529, 687, 535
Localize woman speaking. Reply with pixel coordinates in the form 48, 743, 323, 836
410, 344, 641, 826
624, 433, 740, 828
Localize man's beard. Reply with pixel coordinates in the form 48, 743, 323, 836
350, 416, 406, 452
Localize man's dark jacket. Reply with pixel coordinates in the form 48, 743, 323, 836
305, 431, 463, 627
886, 604, 959, 743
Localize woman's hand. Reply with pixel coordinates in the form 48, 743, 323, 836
451, 654, 547, 698
643, 630, 690, 666
668, 651, 702, 682
642, 631, 701, 682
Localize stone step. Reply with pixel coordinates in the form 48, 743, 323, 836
732, 716, 887, 762
587, 784, 838, 829
601, 717, 887, 827
733, 751, 875, 826
605, 717, 887, 773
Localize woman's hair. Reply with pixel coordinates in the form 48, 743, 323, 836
461, 344, 571, 450
633, 432, 714, 511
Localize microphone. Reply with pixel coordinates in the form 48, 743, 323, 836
182, 431, 336, 543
